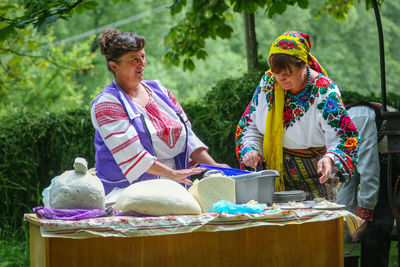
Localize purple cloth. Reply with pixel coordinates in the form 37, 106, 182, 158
33, 206, 113, 220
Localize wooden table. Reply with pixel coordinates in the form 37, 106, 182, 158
26, 212, 345, 267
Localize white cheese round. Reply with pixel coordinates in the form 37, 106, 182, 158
188, 175, 236, 213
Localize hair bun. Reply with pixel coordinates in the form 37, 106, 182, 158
98, 28, 121, 55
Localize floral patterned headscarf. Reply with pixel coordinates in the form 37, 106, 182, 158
263, 31, 327, 192
268, 31, 327, 75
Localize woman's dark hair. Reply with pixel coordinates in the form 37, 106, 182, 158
97, 28, 145, 72
269, 53, 305, 74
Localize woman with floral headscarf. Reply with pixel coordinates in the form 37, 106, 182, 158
235, 31, 359, 201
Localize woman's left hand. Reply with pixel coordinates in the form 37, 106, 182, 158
317, 156, 335, 183
212, 163, 231, 168
352, 221, 368, 242
189, 148, 231, 169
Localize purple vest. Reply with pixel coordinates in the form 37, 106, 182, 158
92, 80, 188, 194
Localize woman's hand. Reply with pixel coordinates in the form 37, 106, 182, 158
189, 148, 230, 169
243, 150, 262, 169
317, 156, 335, 183
212, 163, 231, 168
171, 167, 206, 186
147, 161, 206, 186
352, 221, 368, 242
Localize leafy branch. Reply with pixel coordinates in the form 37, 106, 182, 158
0, 47, 90, 71
163, 0, 384, 71
0, 0, 97, 40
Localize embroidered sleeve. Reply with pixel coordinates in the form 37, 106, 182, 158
156, 81, 207, 157
357, 207, 374, 221
315, 77, 359, 182
235, 75, 269, 168
91, 93, 156, 183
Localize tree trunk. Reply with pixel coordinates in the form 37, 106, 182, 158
243, 11, 258, 73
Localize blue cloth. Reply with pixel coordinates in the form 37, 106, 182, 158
208, 200, 264, 214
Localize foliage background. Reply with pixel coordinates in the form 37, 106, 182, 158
2, 0, 397, 113
49, 0, 400, 101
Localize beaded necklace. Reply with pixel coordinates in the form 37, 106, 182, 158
287, 65, 310, 97
305, 65, 310, 91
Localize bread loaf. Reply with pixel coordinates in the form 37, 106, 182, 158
114, 179, 202, 216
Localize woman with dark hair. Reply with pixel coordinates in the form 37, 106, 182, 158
91, 29, 228, 197
235, 31, 360, 201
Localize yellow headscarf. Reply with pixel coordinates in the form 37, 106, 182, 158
264, 31, 327, 192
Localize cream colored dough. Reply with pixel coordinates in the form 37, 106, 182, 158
114, 179, 202, 216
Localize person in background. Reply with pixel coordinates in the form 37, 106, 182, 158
337, 103, 394, 267
235, 31, 359, 201
91, 28, 228, 198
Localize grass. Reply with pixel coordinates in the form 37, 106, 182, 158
0, 226, 29, 267
344, 241, 398, 266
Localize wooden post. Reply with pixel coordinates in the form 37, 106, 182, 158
243, 11, 258, 73
372, 0, 386, 111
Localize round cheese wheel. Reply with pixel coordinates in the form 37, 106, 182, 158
188, 175, 236, 213
114, 179, 201, 216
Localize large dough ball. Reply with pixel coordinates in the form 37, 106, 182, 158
49, 158, 105, 210
114, 179, 201, 216
49, 170, 106, 210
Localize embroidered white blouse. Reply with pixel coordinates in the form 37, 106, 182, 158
91, 80, 207, 184
235, 72, 360, 182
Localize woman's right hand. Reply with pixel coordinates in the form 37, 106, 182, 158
242, 150, 262, 169
171, 167, 206, 186
147, 161, 205, 186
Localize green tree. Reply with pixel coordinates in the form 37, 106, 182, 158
48, 0, 248, 101
0, 0, 383, 72
0, 27, 95, 114
1, 0, 397, 110
164, 0, 383, 71
0, 0, 97, 40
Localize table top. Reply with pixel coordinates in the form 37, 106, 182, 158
24, 208, 363, 239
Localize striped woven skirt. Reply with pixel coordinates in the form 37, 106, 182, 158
282, 147, 338, 202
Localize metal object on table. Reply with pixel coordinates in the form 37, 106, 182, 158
233, 170, 280, 205
273, 190, 306, 203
